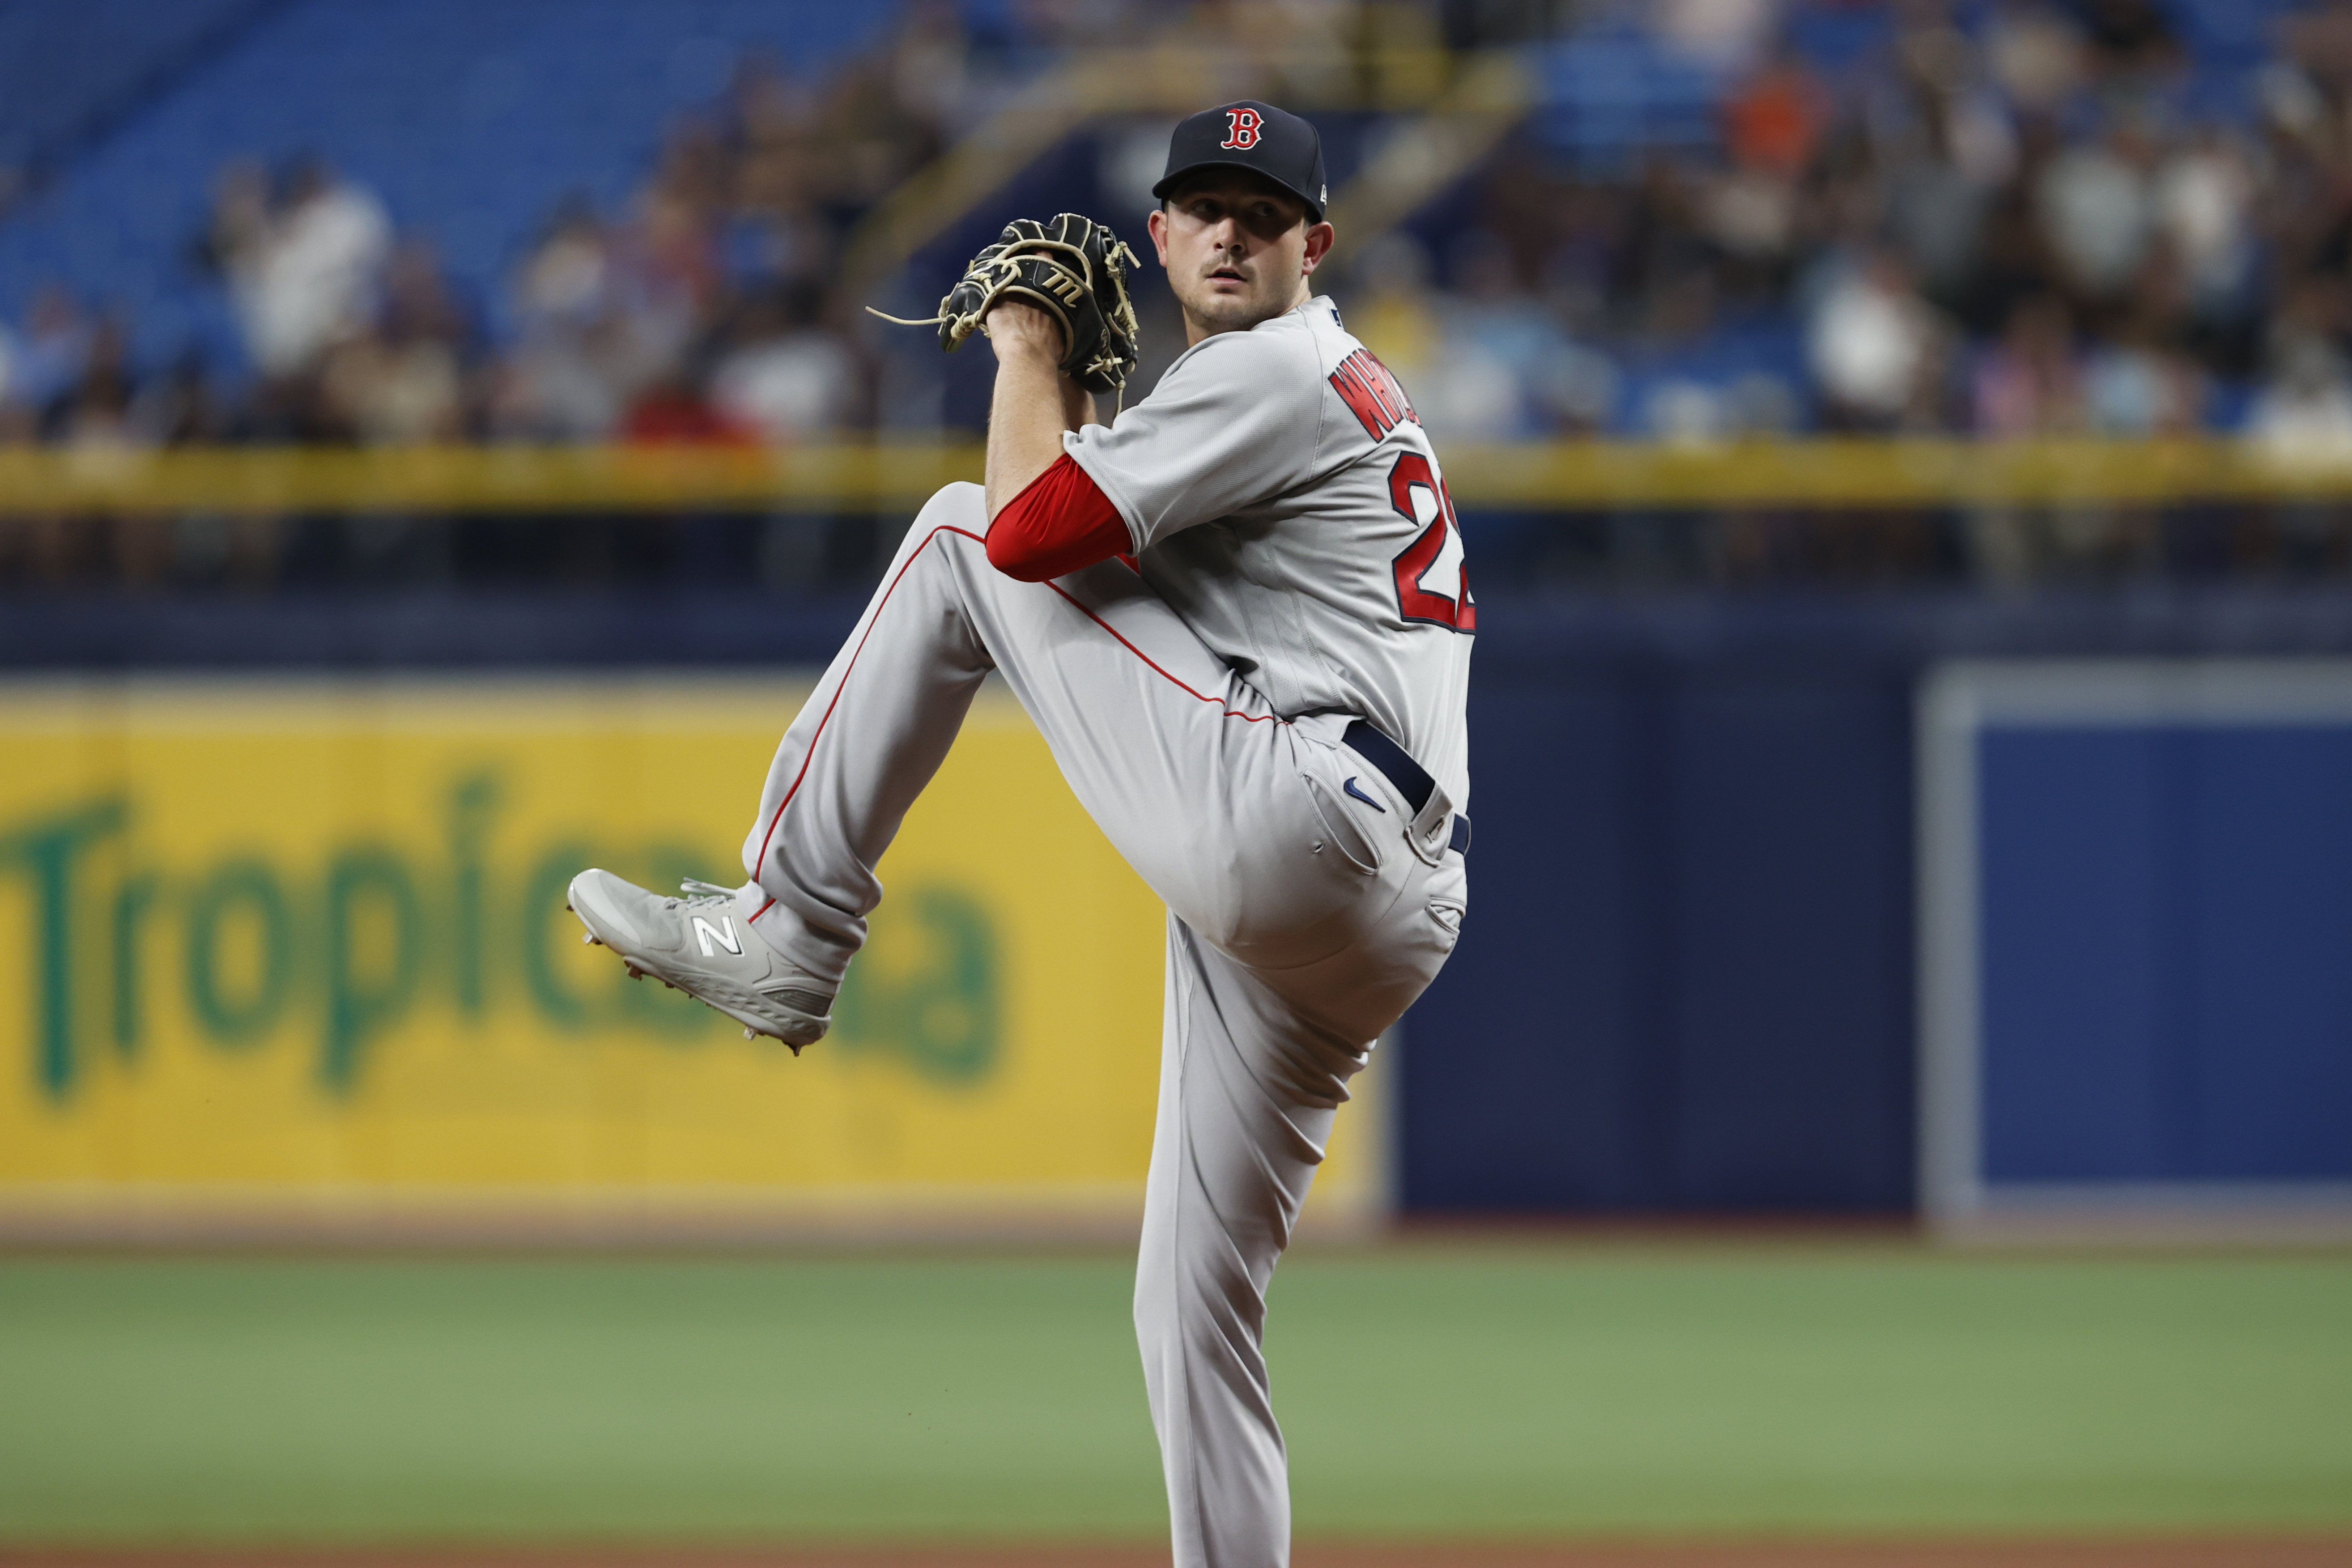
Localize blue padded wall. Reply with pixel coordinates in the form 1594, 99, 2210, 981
1978, 724, 2352, 1185
1396, 607, 1918, 1213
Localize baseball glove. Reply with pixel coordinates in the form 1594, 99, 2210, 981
870, 213, 1143, 397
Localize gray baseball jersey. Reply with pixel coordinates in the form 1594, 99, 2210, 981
736, 289, 1472, 1568
1067, 293, 1474, 812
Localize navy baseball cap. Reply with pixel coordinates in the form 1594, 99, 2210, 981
1153, 101, 1329, 223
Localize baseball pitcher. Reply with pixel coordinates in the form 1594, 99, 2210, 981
568, 101, 1473, 1568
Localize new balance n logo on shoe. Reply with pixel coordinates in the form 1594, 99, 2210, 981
693, 915, 743, 957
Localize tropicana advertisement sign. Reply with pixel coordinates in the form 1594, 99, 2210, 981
0, 677, 1386, 1235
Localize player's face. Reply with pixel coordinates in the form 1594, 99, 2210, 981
1148, 174, 1335, 341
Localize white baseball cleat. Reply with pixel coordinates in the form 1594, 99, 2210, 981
566, 869, 832, 1052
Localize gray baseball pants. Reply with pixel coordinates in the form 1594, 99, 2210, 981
738, 483, 1467, 1568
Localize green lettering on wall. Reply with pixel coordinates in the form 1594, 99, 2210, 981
0, 798, 127, 1099
320, 846, 423, 1092
446, 771, 501, 1019
520, 842, 596, 1027
184, 859, 293, 1046
111, 873, 158, 1058
835, 886, 999, 1086
2, 782, 1010, 1099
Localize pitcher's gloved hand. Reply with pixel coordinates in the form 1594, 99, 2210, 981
874, 212, 1143, 397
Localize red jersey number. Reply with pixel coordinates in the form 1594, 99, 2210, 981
1387, 451, 1476, 633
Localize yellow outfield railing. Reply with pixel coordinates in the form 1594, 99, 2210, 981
0, 443, 987, 516
5, 439, 2352, 515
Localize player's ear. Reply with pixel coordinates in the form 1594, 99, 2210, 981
1299, 220, 1335, 276
1147, 207, 1172, 268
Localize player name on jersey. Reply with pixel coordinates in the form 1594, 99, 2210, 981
1326, 345, 1411, 439
1328, 348, 1419, 441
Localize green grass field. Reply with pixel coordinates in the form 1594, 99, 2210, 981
1, 1244, 2347, 1543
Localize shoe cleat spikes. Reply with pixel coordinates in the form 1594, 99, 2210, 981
738, 1024, 803, 1055
582, 931, 601, 946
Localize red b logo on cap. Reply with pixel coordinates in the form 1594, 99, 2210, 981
1221, 107, 1263, 150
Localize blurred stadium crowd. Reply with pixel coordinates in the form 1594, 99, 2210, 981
8, 0, 2352, 597
1386, 0, 2335, 444
0, 5, 958, 447
6, 0, 2352, 451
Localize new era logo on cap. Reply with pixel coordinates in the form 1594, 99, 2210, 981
1156, 100, 1328, 223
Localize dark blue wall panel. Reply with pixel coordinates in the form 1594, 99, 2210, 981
1397, 590, 2352, 1214
2192, 731, 2352, 1178
1667, 670, 1914, 1207
1979, 725, 2352, 1185
1400, 674, 1657, 1209
1400, 616, 1918, 1214
1978, 731, 2177, 1181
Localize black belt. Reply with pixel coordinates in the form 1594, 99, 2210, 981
1343, 719, 1472, 857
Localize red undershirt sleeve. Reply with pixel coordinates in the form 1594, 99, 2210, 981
985, 452, 1134, 582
